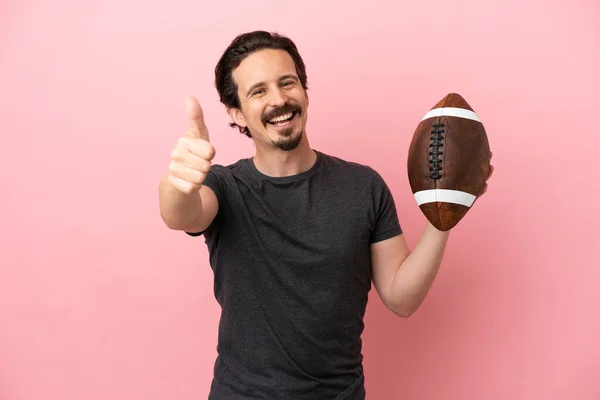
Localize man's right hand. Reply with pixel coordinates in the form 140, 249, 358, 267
167, 97, 216, 195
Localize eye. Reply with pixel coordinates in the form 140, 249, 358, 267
252, 88, 265, 96
281, 80, 295, 87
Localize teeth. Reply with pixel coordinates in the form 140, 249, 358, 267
269, 112, 293, 123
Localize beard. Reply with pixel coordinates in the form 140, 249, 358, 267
273, 128, 303, 151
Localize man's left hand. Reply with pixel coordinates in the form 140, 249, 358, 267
479, 152, 494, 197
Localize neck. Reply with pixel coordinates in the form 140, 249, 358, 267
252, 138, 317, 178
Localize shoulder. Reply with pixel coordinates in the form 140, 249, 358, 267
317, 151, 386, 183
201, 158, 250, 201
208, 158, 247, 175
205, 158, 252, 184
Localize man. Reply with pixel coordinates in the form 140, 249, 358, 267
159, 31, 492, 400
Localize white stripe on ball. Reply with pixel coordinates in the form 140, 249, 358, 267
421, 107, 481, 122
414, 189, 477, 207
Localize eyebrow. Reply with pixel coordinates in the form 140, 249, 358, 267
245, 75, 299, 97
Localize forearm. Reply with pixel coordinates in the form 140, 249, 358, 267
158, 172, 203, 230
389, 221, 450, 316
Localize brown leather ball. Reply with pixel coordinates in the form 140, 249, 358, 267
407, 93, 492, 231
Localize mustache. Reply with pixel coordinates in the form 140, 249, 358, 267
261, 103, 302, 124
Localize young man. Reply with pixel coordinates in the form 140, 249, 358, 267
159, 31, 491, 400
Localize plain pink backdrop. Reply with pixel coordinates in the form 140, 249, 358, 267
1, 0, 599, 399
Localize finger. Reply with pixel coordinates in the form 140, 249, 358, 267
178, 137, 216, 161
480, 183, 488, 196
185, 96, 210, 140
169, 161, 207, 186
168, 174, 200, 195
171, 147, 211, 172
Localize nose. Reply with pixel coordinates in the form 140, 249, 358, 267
269, 87, 289, 107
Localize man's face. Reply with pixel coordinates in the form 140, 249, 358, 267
229, 49, 308, 151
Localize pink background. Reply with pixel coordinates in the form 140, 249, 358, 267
1, 0, 599, 399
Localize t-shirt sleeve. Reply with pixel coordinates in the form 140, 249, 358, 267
185, 167, 222, 237
370, 170, 403, 244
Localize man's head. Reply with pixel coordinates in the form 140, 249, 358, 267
214, 31, 309, 151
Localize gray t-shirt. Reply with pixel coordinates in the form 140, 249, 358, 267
188, 150, 402, 399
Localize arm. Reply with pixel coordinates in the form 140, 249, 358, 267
371, 152, 494, 317
159, 96, 218, 234
159, 175, 218, 233
371, 221, 450, 317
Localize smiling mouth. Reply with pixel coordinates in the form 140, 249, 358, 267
266, 112, 296, 127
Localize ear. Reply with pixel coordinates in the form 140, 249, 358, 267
227, 107, 247, 128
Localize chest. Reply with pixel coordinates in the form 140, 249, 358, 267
222, 178, 375, 265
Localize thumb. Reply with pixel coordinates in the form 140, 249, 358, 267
185, 96, 210, 141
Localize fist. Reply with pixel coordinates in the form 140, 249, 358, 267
168, 97, 216, 194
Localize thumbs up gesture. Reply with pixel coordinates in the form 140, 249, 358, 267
167, 97, 216, 194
